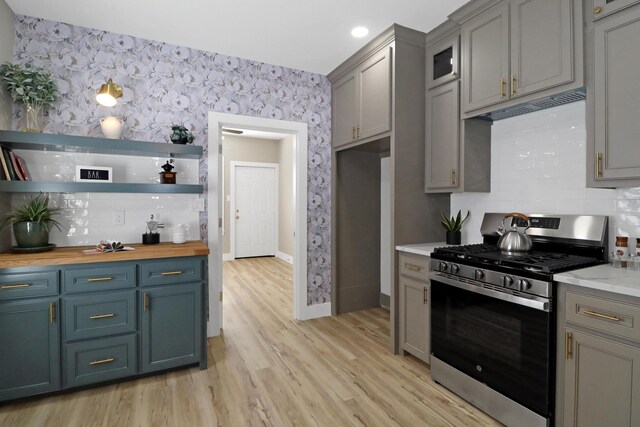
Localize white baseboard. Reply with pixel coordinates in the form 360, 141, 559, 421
299, 302, 331, 320
223, 253, 233, 261
275, 251, 293, 264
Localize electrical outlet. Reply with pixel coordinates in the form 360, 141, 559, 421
113, 210, 125, 225
191, 198, 205, 212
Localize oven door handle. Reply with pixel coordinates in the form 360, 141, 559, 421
430, 273, 551, 312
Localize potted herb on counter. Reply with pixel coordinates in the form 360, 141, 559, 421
440, 210, 470, 245
0, 193, 62, 252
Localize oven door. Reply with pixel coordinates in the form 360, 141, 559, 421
430, 273, 554, 418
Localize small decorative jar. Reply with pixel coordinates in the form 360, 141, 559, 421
100, 116, 124, 139
615, 236, 629, 268
160, 160, 176, 184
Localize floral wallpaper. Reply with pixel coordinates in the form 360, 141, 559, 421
13, 15, 332, 305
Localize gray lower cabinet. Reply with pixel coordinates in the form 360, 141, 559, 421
0, 297, 60, 401
556, 283, 640, 426
591, 5, 640, 185
398, 252, 430, 364
141, 282, 202, 373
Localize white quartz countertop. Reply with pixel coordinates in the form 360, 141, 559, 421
555, 265, 640, 298
395, 242, 451, 257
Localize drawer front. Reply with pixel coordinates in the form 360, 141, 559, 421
399, 252, 430, 282
565, 291, 640, 342
63, 264, 136, 294
0, 271, 58, 300
64, 334, 137, 388
64, 291, 136, 341
139, 258, 202, 287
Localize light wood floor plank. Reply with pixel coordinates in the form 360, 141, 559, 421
0, 257, 501, 426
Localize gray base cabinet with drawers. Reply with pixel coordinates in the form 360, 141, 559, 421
398, 252, 430, 364
556, 283, 640, 426
0, 255, 208, 402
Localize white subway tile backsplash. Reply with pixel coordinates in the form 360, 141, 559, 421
452, 101, 637, 249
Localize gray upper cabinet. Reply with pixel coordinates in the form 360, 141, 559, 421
591, 6, 640, 183
462, 3, 510, 112
510, 0, 574, 98
425, 81, 460, 191
592, 0, 640, 20
426, 32, 460, 89
332, 71, 358, 148
331, 46, 392, 148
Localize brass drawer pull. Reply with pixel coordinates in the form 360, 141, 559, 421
583, 310, 622, 322
565, 331, 573, 359
89, 313, 115, 320
499, 78, 506, 99
89, 357, 114, 366
144, 292, 149, 311
1, 283, 31, 289
49, 302, 56, 324
451, 169, 456, 185
511, 74, 516, 97
593, 6, 602, 14
404, 263, 423, 272
87, 277, 113, 282
352, 126, 357, 140
160, 271, 183, 276
423, 287, 428, 304
595, 153, 603, 178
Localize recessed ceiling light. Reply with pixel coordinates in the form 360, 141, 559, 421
351, 26, 369, 38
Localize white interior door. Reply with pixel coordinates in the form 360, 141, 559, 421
234, 164, 277, 258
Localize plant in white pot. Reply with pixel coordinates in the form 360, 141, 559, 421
0, 193, 62, 251
440, 210, 470, 245
0, 62, 58, 132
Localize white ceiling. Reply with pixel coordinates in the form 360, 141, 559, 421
5, 0, 469, 75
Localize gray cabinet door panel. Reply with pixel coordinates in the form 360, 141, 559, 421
63, 290, 136, 341
425, 81, 460, 191
462, 3, 510, 112
0, 298, 60, 401
563, 328, 640, 427
399, 275, 429, 363
332, 71, 357, 147
358, 46, 392, 140
594, 8, 640, 180
510, 0, 574, 98
0, 270, 58, 301
141, 283, 202, 373
593, 0, 640, 20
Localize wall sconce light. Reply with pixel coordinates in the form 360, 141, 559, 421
96, 78, 123, 107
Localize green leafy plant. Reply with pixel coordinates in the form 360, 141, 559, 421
0, 62, 58, 107
170, 124, 195, 144
440, 210, 470, 232
0, 193, 62, 232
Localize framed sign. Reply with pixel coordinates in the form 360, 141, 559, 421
76, 165, 113, 183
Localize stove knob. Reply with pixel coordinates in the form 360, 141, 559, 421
519, 279, 532, 290
439, 262, 448, 272
450, 264, 460, 274
503, 275, 514, 287
474, 269, 484, 280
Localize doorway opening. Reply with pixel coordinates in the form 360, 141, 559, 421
207, 113, 308, 337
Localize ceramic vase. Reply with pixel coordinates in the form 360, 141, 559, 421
13, 221, 49, 248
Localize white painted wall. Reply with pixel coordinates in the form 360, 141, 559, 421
380, 157, 391, 296
452, 101, 639, 250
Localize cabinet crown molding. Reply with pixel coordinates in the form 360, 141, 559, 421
426, 19, 460, 46
449, 0, 503, 25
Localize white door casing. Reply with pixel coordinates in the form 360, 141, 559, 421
231, 162, 278, 259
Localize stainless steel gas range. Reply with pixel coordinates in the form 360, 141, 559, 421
429, 213, 608, 427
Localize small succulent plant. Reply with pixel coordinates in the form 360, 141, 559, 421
170, 124, 195, 144
440, 210, 470, 232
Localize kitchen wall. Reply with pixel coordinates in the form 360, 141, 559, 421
0, 0, 14, 252
12, 15, 331, 304
278, 135, 295, 259
452, 101, 639, 250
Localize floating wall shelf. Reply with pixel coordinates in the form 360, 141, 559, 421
0, 181, 203, 194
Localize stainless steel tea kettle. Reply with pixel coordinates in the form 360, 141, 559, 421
497, 212, 532, 254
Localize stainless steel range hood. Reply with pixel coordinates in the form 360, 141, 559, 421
479, 88, 586, 121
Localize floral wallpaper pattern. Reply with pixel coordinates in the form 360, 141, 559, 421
13, 16, 332, 305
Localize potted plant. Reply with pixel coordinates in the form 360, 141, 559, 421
0, 62, 58, 132
0, 193, 62, 250
170, 124, 195, 144
440, 210, 470, 245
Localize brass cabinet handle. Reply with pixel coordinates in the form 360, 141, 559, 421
49, 302, 56, 324
1, 283, 31, 289
356, 127, 360, 138
144, 292, 149, 311
423, 287, 428, 304
593, 6, 602, 14
565, 331, 573, 359
90, 313, 115, 320
160, 271, 183, 276
87, 277, 113, 283
352, 126, 357, 140
404, 263, 423, 272
583, 309, 622, 322
89, 357, 114, 366
595, 153, 603, 178
511, 74, 517, 97
451, 169, 456, 185
500, 78, 506, 99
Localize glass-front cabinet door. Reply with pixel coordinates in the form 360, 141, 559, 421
592, 0, 640, 20
426, 32, 460, 89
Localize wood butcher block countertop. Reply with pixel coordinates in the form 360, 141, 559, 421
0, 241, 209, 269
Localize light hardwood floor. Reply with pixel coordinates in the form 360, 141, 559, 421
0, 257, 500, 426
